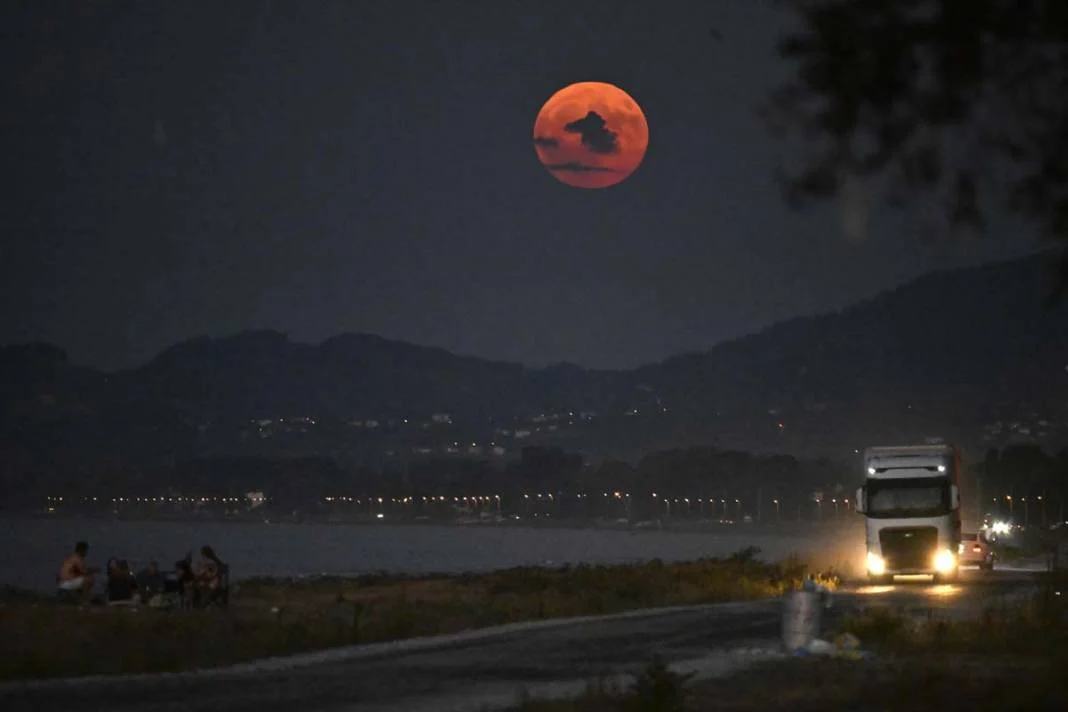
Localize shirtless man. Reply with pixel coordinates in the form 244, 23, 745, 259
57, 541, 99, 595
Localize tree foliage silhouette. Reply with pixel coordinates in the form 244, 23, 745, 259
767, 0, 1068, 292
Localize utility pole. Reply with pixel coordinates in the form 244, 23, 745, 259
756, 488, 763, 522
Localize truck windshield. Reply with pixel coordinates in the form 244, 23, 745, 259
867, 477, 950, 518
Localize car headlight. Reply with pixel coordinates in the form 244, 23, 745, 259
933, 549, 956, 574
866, 551, 886, 575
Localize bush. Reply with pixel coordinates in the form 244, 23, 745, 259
626, 656, 693, 712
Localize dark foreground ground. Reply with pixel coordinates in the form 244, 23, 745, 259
665, 656, 1064, 712
0, 566, 1043, 712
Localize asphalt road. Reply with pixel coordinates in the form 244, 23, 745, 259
0, 566, 1045, 712
838, 564, 1051, 620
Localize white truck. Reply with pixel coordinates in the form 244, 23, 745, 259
855, 444, 963, 583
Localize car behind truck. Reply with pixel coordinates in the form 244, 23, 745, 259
855, 444, 963, 583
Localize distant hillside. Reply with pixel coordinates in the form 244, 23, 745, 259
3, 251, 1068, 492
636, 253, 1068, 412
625, 253, 1068, 454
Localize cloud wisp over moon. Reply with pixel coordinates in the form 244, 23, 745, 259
563, 111, 619, 154
533, 135, 560, 148
545, 161, 618, 173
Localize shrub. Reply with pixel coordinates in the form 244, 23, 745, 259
625, 656, 693, 712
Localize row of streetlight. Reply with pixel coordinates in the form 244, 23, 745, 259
994, 493, 1065, 526
315, 492, 855, 522
46, 496, 253, 504
44, 491, 859, 521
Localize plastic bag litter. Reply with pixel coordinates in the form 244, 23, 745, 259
792, 633, 871, 659
806, 638, 836, 655
835, 632, 859, 651
834, 632, 866, 660
787, 638, 832, 656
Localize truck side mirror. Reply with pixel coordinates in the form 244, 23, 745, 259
950, 485, 960, 511
854, 486, 865, 514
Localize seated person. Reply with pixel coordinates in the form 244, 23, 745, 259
106, 559, 139, 605
175, 557, 194, 584
194, 545, 227, 606
57, 541, 99, 597
195, 545, 226, 591
135, 560, 167, 604
167, 556, 196, 604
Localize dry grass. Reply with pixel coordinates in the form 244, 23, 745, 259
0, 550, 825, 681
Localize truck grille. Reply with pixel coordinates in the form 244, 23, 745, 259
879, 527, 938, 570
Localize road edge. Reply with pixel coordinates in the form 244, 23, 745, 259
343, 642, 788, 712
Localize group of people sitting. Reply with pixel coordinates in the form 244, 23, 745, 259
57, 540, 229, 609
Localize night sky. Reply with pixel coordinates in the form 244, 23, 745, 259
2, 1, 1035, 371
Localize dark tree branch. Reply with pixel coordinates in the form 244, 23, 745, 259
767, 0, 1068, 271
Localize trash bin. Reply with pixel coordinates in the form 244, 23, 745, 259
782, 589, 822, 653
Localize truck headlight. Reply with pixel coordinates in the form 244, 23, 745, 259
866, 551, 886, 575
933, 549, 956, 574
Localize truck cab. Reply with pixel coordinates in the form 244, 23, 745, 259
855, 444, 963, 583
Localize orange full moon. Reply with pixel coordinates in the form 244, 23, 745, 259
533, 81, 649, 189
